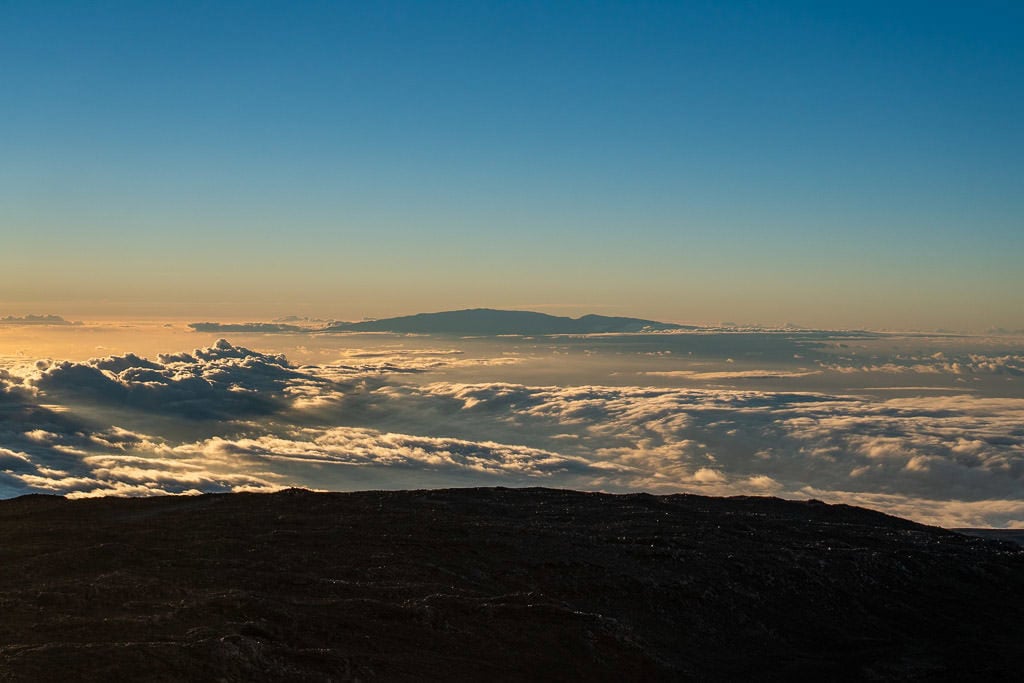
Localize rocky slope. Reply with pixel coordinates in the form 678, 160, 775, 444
0, 488, 1022, 681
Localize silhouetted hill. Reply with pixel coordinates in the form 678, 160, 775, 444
324, 308, 692, 335
0, 314, 78, 326
1, 487, 1022, 680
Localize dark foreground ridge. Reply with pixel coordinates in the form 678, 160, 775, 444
1, 488, 1022, 681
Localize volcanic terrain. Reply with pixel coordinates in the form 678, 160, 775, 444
0, 487, 1022, 681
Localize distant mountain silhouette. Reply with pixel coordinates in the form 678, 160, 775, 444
189, 322, 309, 333
0, 314, 78, 326
322, 308, 693, 335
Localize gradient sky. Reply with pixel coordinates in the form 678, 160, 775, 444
3, 1, 1022, 329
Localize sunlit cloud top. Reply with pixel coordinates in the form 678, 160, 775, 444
1, 328, 1022, 527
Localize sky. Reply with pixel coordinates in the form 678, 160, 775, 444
3, 1, 1023, 327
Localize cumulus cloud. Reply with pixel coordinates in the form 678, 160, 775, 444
821, 353, 1024, 377
179, 427, 613, 479
29, 339, 335, 420
0, 421, 614, 501
1, 338, 1022, 527
0, 385, 166, 498
0, 339, 618, 498
410, 381, 1024, 520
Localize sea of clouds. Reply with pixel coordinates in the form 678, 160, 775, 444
1, 333, 1022, 527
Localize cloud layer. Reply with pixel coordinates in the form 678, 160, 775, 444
1, 338, 1022, 527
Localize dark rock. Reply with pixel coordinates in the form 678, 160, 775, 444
0, 487, 1021, 680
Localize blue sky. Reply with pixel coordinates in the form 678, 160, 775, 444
3, 1, 1022, 328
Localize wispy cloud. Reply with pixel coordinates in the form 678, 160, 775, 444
643, 369, 822, 380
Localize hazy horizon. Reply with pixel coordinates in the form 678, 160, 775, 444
2, 307, 1023, 336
